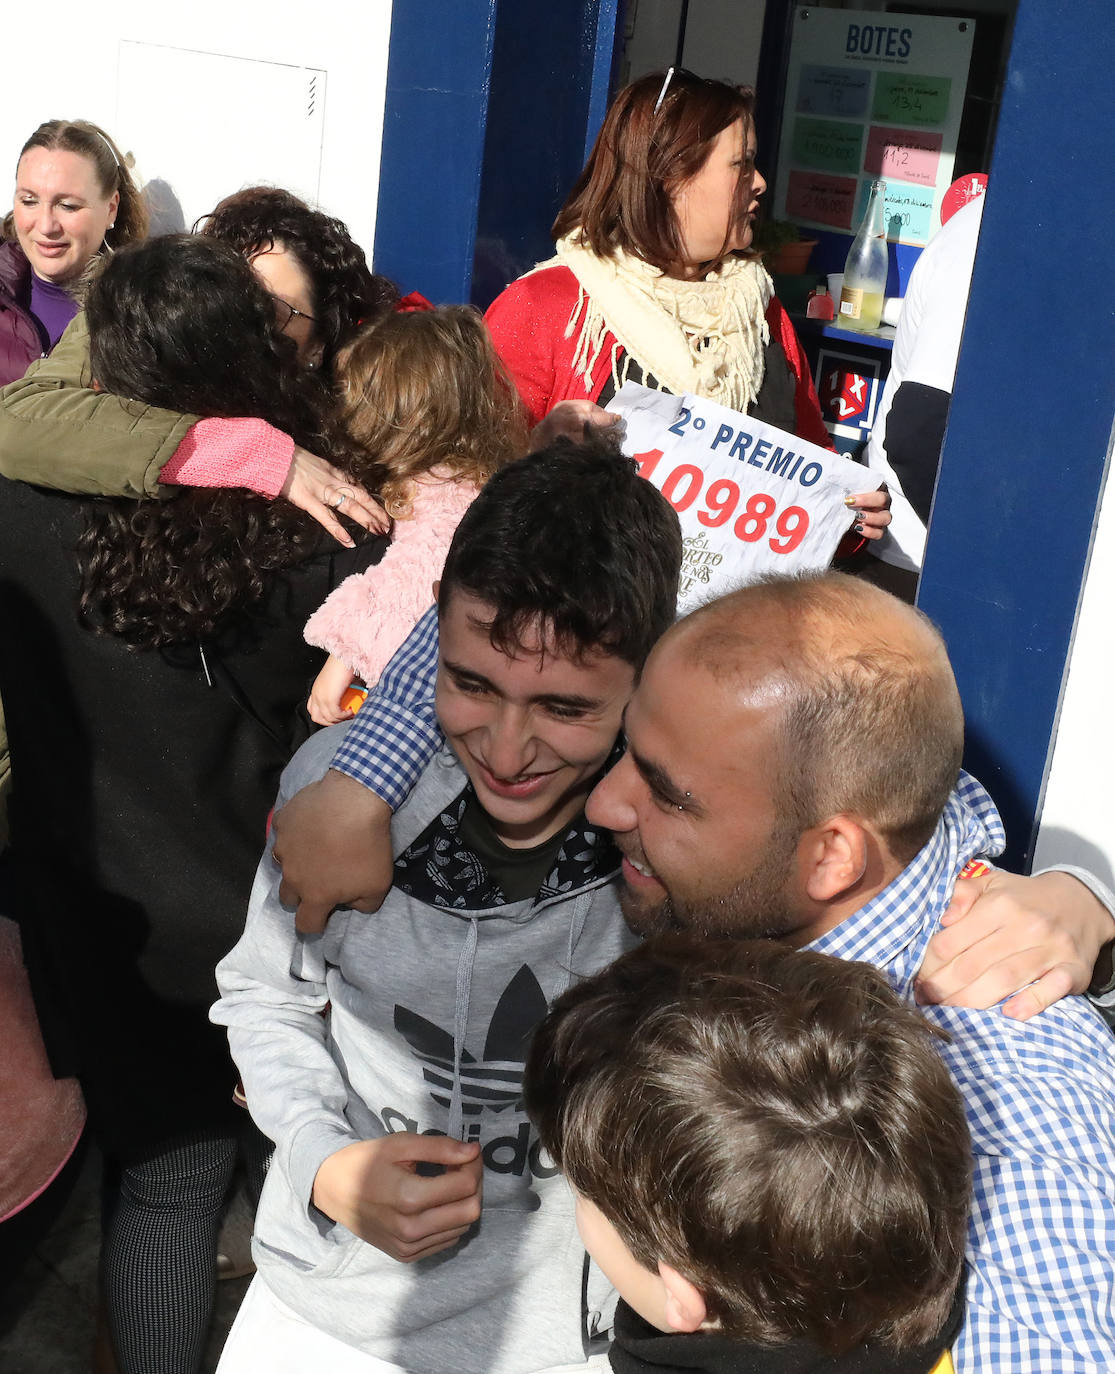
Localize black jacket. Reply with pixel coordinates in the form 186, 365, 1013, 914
608, 1288, 964, 1374
0, 475, 383, 1153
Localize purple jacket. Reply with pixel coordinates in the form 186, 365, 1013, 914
0, 240, 49, 386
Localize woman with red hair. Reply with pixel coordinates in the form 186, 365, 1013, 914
488, 71, 831, 447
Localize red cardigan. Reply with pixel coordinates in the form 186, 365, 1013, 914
485, 263, 831, 449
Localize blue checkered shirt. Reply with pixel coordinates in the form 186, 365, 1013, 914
810, 772, 1115, 1372
331, 605, 441, 807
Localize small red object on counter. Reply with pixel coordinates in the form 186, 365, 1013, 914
806, 283, 835, 321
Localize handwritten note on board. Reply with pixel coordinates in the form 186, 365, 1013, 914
772, 10, 974, 247
872, 73, 952, 127
796, 65, 871, 117
791, 118, 864, 175
785, 170, 858, 230
864, 125, 942, 186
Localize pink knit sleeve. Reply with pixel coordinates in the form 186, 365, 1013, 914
159, 417, 295, 497
304, 477, 480, 686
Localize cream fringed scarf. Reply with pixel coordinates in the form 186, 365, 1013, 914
546, 232, 775, 413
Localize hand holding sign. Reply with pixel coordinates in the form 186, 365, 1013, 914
608, 383, 874, 614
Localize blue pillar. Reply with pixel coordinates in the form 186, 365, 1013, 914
471, 0, 621, 308
374, 0, 620, 308
917, 0, 1115, 867
373, 2, 499, 303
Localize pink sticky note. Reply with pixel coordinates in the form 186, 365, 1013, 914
785, 170, 858, 230
864, 126, 942, 187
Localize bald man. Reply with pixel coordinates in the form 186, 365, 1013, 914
590, 573, 965, 946
587, 572, 1115, 1374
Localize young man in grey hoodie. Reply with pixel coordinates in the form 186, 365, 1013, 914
211, 437, 683, 1374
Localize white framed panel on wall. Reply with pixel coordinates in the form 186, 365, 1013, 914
772, 7, 974, 247
3, 0, 391, 260
116, 43, 327, 235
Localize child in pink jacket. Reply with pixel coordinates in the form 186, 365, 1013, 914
304, 306, 528, 724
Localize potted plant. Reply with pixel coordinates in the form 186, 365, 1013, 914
754, 218, 819, 275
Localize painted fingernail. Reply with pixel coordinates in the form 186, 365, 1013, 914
843, 494, 857, 507
854, 522, 865, 534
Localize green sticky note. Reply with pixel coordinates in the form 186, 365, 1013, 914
791, 118, 865, 175
872, 73, 952, 127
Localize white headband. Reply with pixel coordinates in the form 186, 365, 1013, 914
93, 129, 121, 170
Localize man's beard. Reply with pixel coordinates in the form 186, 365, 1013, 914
618, 827, 801, 942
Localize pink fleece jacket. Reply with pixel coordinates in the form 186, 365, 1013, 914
303, 473, 480, 686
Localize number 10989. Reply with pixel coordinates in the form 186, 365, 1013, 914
634, 449, 811, 554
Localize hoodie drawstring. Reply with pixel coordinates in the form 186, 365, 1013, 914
448, 917, 479, 1142
561, 893, 592, 998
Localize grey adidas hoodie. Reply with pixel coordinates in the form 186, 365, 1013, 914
212, 725, 633, 1373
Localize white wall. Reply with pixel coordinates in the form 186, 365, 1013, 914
2, 0, 393, 260
1033, 429, 1115, 886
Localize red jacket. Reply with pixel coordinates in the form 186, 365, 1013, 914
485, 263, 831, 449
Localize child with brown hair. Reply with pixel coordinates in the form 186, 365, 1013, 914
304, 304, 528, 724
525, 934, 970, 1374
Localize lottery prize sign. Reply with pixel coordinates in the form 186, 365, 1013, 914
608, 383, 870, 615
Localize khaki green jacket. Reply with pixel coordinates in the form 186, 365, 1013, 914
0, 313, 198, 846
0, 312, 198, 496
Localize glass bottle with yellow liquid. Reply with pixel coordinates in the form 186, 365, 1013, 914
839, 179, 888, 332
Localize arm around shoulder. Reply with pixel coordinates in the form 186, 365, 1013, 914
916, 865, 1115, 1020
0, 314, 196, 496
273, 610, 443, 933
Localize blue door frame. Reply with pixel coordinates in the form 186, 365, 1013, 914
374, 0, 619, 306
917, 0, 1115, 868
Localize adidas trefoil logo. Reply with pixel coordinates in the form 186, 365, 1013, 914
394, 964, 548, 1116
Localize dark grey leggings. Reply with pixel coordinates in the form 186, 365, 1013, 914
100, 1121, 271, 1374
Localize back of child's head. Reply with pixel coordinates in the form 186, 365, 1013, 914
437, 431, 681, 670
334, 305, 528, 509
525, 934, 971, 1356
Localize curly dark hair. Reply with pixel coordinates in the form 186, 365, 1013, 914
77, 234, 356, 649
195, 187, 398, 375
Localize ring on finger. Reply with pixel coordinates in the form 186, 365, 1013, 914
329, 485, 356, 511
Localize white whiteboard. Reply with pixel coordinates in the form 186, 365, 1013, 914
772, 8, 974, 247
116, 41, 327, 234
